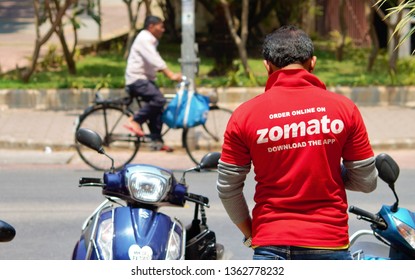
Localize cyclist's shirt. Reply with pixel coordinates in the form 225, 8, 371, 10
220, 69, 374, 248
125, 29, 167, 85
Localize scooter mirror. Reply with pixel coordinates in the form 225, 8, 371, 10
199, 152, 221, 170
76, 128, 105, 154
0, 220, 16, 242
375, 153, 400, 185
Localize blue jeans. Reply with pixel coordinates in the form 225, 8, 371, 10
253, 246, 353, 260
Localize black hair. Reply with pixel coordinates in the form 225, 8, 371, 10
144, 15, 163, 29
262, 25, 314, 68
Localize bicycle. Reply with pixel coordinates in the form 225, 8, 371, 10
74, 81, 233, 171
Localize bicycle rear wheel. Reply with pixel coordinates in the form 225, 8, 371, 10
183, 105, 233, 165
75, 105, 140, 171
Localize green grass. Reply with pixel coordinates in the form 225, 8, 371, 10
312, 47, 415, 86
1, 42, 415, 89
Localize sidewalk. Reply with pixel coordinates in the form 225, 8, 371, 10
0, 105, 414, 168
0, 107, 195, 169
1, 106, 414, 151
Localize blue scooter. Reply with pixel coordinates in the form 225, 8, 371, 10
349, 153, 415, 260
72, 128, 224, 260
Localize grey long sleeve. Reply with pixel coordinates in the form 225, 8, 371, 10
342, 156, 378, 193
216, 160, 251, 225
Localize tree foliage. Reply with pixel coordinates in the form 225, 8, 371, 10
375, 0, 415, 49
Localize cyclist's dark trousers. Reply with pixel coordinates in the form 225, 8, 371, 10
127, 79, 166, 141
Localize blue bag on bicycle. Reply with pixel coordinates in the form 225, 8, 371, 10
162, 88, 210, 129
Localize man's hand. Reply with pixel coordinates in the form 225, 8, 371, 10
171, 72, 182, 82
162, 68, 182, 81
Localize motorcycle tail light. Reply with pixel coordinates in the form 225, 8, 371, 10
97, 218, 114, 260
392, 216, 415, 249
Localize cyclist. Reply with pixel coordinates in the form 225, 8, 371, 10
124, 15, 182, 151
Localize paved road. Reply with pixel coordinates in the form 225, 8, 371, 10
0, 160, 414, 261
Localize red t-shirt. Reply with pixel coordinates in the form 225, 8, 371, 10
220, 69, 374, 248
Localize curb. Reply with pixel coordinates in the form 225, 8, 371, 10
1, 128, 414, 153
1, 86, 415, 110
370, 139, 415, 151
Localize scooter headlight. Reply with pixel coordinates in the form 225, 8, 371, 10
126, 165, 173, 203
392, 216, 415, 249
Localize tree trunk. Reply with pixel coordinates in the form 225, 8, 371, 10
144, 0, 151, 16
389, 29, 400, 75
220, 0, 252, 77
123, 0, 151, 59
207, 3, 237, 76
21, 38, 44, 83
21, 0, 73, 83
123, 0, 142, 59
336, 0, 347, 61
371, 0, 404, 77
56, 27, 77, 74
52, 0, 77, 74
157, 0, 179, 41
366, 1, 379, 72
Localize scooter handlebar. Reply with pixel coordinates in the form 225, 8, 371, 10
185, 192, 209, 206
79, 177, 105, 187
349, 205, 387, 229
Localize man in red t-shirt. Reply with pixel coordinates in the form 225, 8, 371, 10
216, 25, 378, 260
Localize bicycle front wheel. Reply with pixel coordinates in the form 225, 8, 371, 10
183, 106, 233, 165
75, 106, 140, 171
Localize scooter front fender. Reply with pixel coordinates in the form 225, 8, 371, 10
72, 204, 185, 260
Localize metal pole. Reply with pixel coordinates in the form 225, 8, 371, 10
98, 0, 102, 41
180, 0, 199, 91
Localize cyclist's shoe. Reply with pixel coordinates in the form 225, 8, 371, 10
150, 141, 174, 152
124, 123, 144, 137
160, 145, 174, 152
